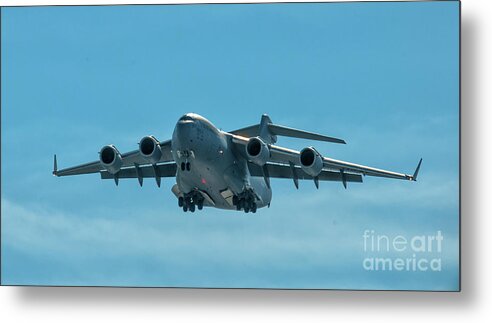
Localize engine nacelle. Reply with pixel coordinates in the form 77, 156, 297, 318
139, 135, 162, 164
246, 137, 270, 166
99, 145, 123, 174
299, 147, 323, 177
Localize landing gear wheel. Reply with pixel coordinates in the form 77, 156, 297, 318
232, 195, 238, 206
180, 162, 185, 171
238, 199, 245, 211
185, 196, 192, 206
251, 203, 257, 213
180, 190, 207, 212
186, 162, 191, 171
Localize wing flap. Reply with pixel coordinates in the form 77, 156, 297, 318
248, 163, 363, 183
100, 162, 177, 179
322, 157, 414, 180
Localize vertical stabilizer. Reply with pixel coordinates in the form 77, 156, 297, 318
258, 114, 277, 144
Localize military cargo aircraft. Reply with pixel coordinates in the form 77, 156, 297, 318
53, 113, 422, 213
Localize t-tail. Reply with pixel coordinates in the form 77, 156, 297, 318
239, 114, 346, 145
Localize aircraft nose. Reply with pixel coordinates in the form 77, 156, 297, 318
178, 113, 196, 123
175, 115, 196, 140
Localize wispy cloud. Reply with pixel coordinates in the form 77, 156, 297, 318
1, 2, 459, 290
2, 187, 459, 290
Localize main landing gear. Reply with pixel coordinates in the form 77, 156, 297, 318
179, 190, 204, 213
233, 189, 257, 214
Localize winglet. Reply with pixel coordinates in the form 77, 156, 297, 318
53, 154, 58, 176
412, 158, 423, 181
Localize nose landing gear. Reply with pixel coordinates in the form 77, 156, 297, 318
179, 190, 204, 213
232, 189, 257, 214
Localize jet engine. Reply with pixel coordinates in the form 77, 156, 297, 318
299, 147, 323, 177
246, 137, 270, 166
139, 135, 162, 164
99, 145, 123, 174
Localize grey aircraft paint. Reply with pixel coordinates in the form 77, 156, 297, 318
171, 113, 272, 212
53, 113, 421, 214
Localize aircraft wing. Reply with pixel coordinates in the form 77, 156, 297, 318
53, 140, 174, 177
99, 162, 177, 187
231, 135, 421, 187
267, 145, 421, 181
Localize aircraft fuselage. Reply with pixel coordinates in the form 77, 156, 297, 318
171, 113, 272, 211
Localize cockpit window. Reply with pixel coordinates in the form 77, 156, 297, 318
179, 115, 194, 121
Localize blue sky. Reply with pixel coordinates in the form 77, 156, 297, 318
1, 2, 459, 290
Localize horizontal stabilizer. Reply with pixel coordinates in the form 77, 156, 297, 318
229, 115, 345, 144
267, 124, 346, 144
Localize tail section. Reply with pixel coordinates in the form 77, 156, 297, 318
267, 123, 345, 144
258, 114, 277, 144
229, 114, 346, 144
257, 114, 346, 145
